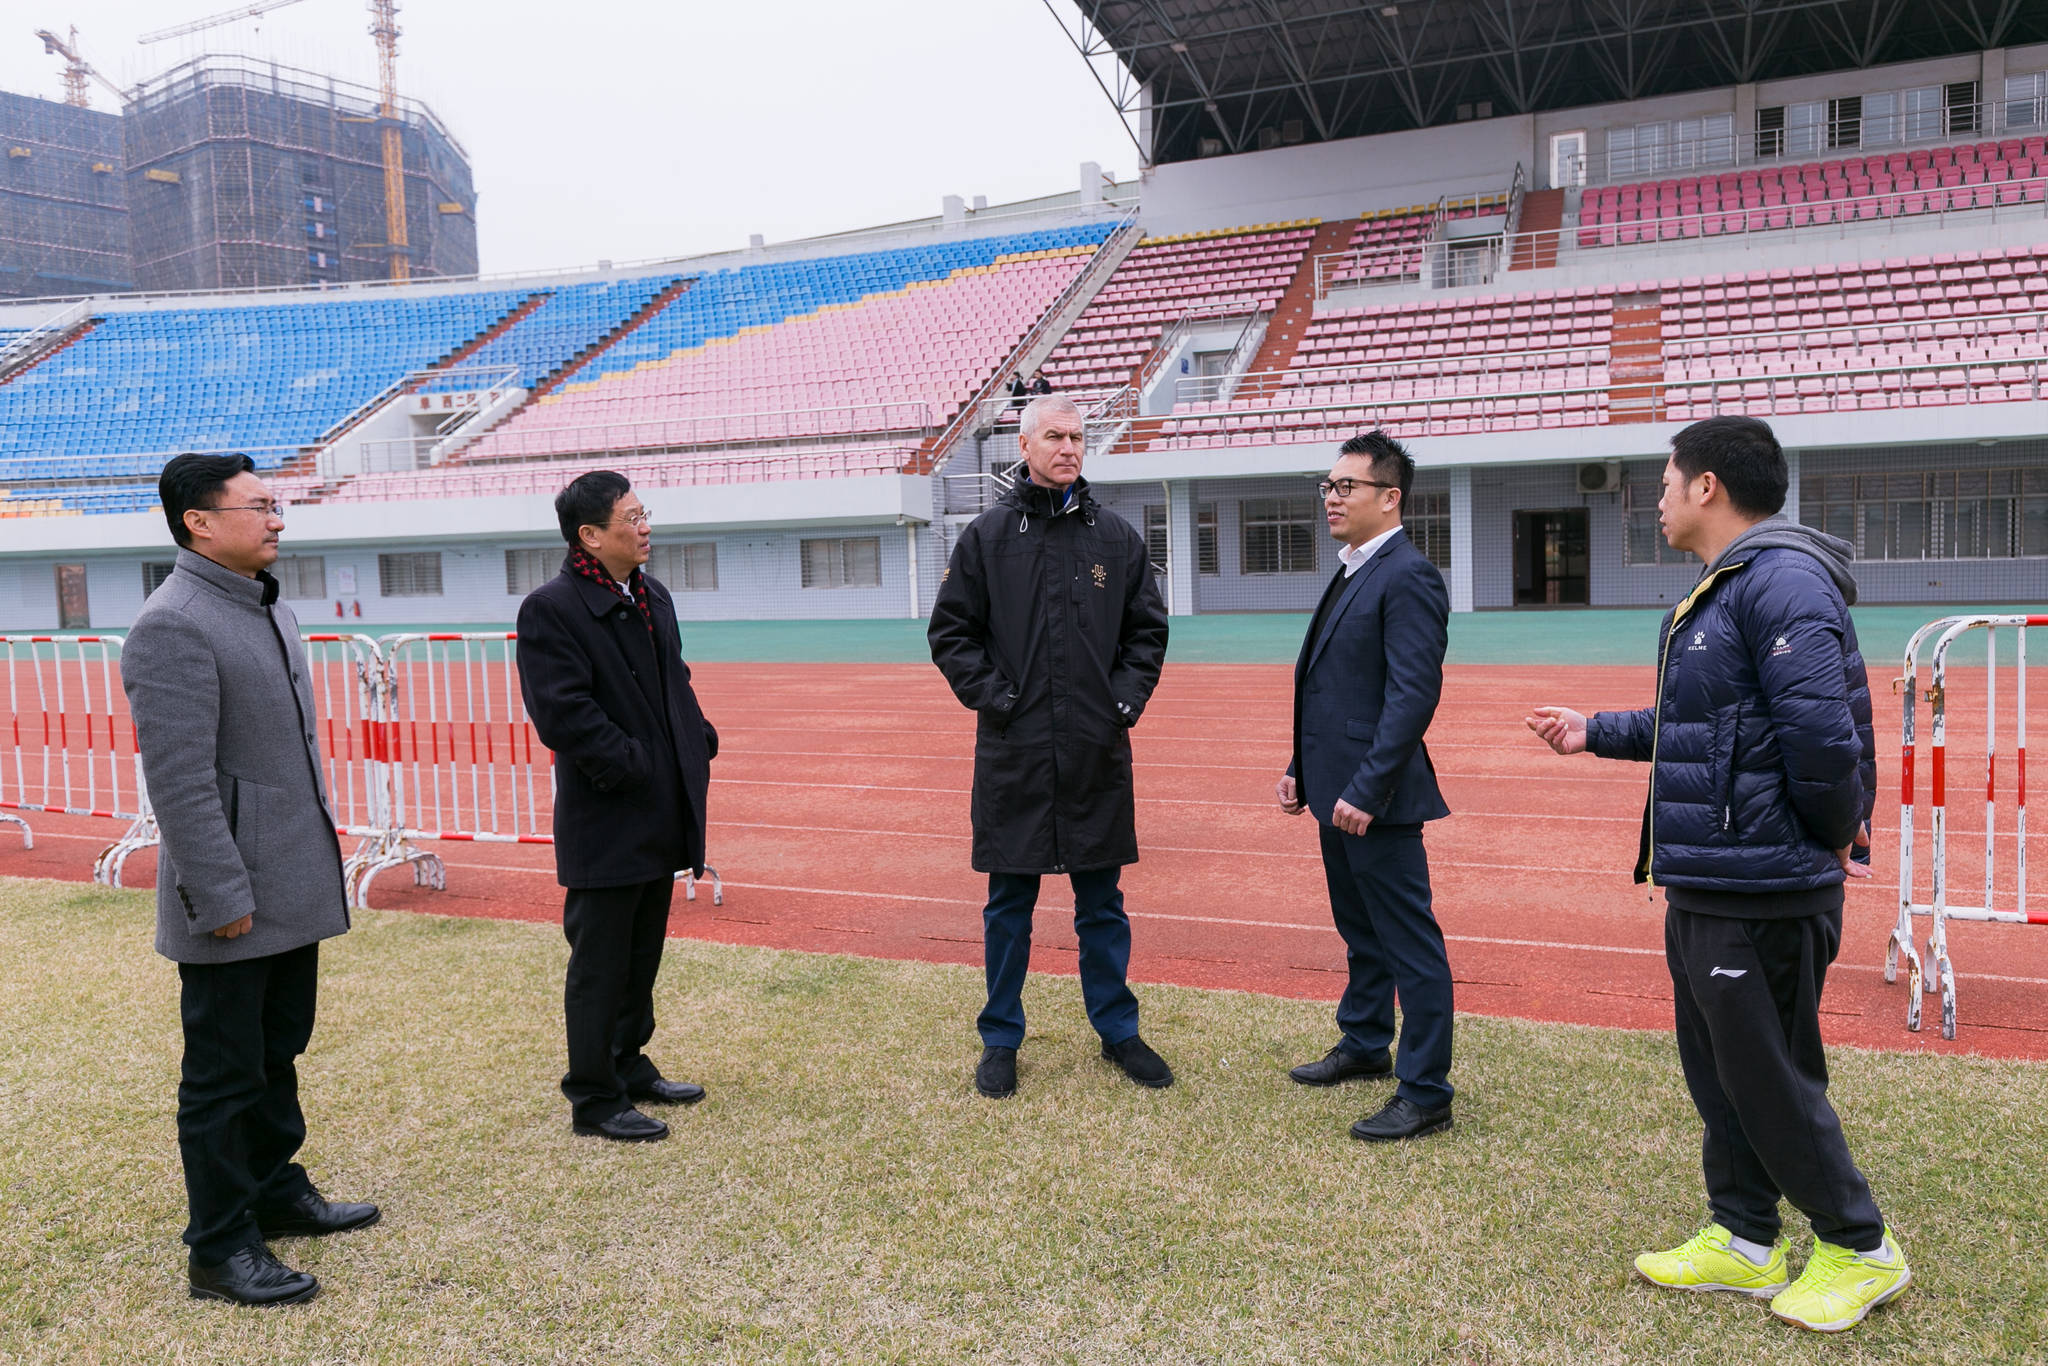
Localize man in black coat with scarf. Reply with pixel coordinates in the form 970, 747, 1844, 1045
519, 471, 717, 1142
929, 395, 1172, 1099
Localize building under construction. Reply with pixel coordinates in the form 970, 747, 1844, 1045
1, 55, 476, 298
0, 89, 132, 297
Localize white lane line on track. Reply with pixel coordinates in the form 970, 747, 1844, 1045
29, 835, 2048, 988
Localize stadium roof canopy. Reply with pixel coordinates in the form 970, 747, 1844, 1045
1047, 0, 2048, 165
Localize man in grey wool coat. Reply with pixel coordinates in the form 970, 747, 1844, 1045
122, 453, 379, 1307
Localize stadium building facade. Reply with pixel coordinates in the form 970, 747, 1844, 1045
2, 39, 2047, 631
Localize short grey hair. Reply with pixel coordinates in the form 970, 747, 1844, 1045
1019, 394, 1082, 440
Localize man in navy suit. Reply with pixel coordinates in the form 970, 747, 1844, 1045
1276, 430, 1455, 1142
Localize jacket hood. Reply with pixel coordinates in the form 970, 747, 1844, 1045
1704, 518, 1859, 606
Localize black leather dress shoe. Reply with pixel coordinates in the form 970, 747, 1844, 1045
630, 1078, 706, 1106
255, 1191, 381, 1238
1289, 1045, 1393, 1086
1101, 1034, 1175, 1088
189, 1245, 319, 1306
975, 1045, 1017, 1098
572, 1107, 669, 1142
1349, 1094, 1453, 1142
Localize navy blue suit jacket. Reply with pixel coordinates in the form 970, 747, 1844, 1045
1289, 527, 1452, 826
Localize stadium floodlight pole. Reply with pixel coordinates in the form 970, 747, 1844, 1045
1040, 0, 1152, 166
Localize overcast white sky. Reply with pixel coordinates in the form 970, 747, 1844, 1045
1, 1, 1137, 272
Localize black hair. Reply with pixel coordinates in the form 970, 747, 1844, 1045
159, 452, 256, 548
1337, 429, 1414, 511
555, 469, 632, 548
1669, 416, 1787, 518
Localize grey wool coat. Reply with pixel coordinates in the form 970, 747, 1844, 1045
122, 548, 350, 964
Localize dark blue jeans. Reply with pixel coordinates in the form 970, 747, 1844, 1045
978, 867, 1140, 1049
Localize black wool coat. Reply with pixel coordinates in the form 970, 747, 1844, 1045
928, 476, 1169, 874
517, 561, 717, 887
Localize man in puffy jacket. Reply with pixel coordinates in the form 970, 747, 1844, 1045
928, 395, 1171, 1099
1526, 416, 1907, 1334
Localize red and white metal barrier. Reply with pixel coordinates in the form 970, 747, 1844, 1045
368, 632, 718, 906
1, 628, 722, 910
301, 634, 398, 907
0, 635, 151, 876
1889, 613, 2046, 1039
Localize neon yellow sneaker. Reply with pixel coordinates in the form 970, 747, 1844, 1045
1633, 1224, 1790, 1297
1771, 1229, 1911, 1332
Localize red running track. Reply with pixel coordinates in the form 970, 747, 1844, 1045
5, 661, 2045, 1059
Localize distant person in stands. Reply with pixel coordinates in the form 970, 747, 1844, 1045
1525, 416, 1905, 1334
518, 471, 718, 1143
1029, 370, 1053, 395
1275, 431, 1456, 1143
929, 394, 1171, 1098
124, 452, 378, 1308
1006, 373, 1029, 413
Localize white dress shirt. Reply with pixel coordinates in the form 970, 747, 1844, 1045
1338, 524, 1403, 578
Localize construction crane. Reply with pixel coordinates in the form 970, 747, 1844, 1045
137, 0, 314, 46
35, 27, 128, 108
368, 0, 410, 282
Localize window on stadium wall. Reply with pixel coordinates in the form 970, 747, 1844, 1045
142, 561, 175, 597
651, 542, 718, 592
1240, 497, 1318, 575
1801, 469, 2048, 560
274, 555, 326, 599
801, 537, 880, 589
379, 552, 443, 597
1144, 503, 1220, 574
1407, 490, 1451, 570
1623, 468, 1696, 568
505, 548, 554, 596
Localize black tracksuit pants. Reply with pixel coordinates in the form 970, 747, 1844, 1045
1665, 905, 1884, 1251
561, 877, 673, 1124
176, 943, 320, 1264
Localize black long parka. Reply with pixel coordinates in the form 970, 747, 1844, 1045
928, 476, 1169, 874
517, 562, 717, 888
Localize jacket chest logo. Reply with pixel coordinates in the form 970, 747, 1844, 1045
1687, 631, 1707, 652
1090, 563, 1107, 589
1771, 634, 1792, 657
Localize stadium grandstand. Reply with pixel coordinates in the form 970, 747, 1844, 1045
3, 2, 2048, 628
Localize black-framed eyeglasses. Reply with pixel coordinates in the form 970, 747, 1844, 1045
1315, 478, 1396, 499
207, 501, 286, 518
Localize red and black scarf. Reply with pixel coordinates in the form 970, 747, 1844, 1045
567, 546, 654, 637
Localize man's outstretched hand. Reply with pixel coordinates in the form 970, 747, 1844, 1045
1524, 705, 1588, 756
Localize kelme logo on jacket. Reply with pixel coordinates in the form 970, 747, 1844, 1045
1091, 563, 1107, 588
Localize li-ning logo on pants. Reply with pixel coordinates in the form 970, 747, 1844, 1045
1709, 966, 1748, 979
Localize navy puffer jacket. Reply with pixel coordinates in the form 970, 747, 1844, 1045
1587, 522, 1875, 893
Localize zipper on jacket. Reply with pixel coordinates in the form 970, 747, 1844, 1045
1648, 561, 1749, 884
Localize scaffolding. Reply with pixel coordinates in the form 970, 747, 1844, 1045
0, 90, 132, 298
121, 55, 476, 292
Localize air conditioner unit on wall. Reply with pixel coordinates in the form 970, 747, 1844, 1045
1577, 461, 1623, 494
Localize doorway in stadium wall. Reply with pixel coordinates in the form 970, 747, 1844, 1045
1512, 510, 1589, 606
55, 565, 89, 629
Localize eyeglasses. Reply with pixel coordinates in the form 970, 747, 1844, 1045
207, 501, 286, 518
1315, 478, 1396, 499
612, 507, 651, 528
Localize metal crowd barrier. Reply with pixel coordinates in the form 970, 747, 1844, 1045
1887, 613, 2046, 1039
0, 629, 720, 912
0, 635, 149, 870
